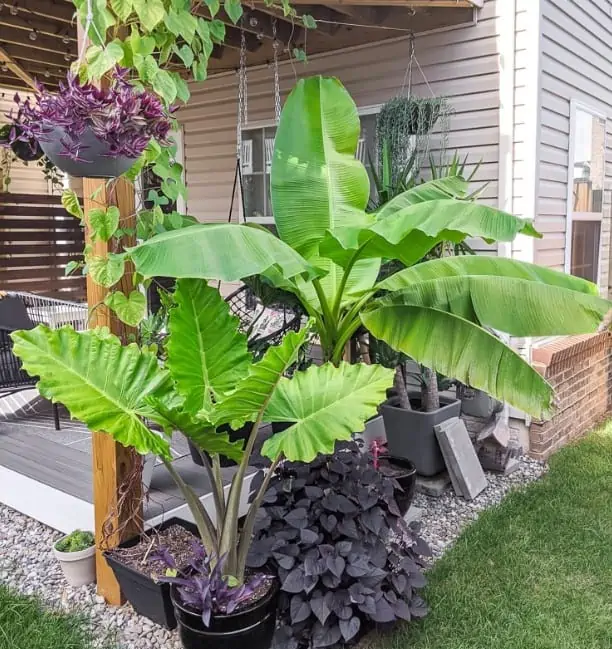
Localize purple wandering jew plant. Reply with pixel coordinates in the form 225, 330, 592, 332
157, 541, 266, 627
8, 67, 173, 162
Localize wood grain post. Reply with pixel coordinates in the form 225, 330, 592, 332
84, 177, 142, 605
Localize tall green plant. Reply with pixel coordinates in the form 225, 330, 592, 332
11, 279, 392, 581
122, 76, 612, 420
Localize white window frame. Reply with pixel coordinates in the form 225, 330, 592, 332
239, 104, 382, 224
564, 99, 607, 286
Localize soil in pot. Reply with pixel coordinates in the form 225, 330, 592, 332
171, 576, 279, 649
105, 518, 199, 628
378, 456, 417, 516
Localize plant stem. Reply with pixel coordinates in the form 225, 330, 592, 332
312, 279, 337, 356
218, 408, 266, 576
331, 316, 363, 365
330, 242, 371, 323
235, 454, 283, 581
195, 447, 225, 527
162, 457, 218, 556
394, 364, 412, 410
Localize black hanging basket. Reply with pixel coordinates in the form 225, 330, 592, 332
0, 125, 43, 162
38, 123, 140, 178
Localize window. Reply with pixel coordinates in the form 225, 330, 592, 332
241, 109, 380, 223
567, 103, 606, 283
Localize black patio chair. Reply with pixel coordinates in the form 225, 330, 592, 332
0, 293, 83, 430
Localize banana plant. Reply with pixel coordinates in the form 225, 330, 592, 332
123, 76, 612, 420
11, 278, 393, 581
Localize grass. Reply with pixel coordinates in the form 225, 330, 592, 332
370, 421, 612, 649
0, 584, 113, 649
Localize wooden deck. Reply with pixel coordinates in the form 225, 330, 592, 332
0, 396, 259, 532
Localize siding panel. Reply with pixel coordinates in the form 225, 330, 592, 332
180, 1, 500, 259
539, 0, 612, 294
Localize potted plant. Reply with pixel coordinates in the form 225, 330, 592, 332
12, 279, 393, 649
0, 122, 43, 162
247, 443, 429, 648
8, 68, 172, 178
53, 529, 96, 587
370, 438, 417, 516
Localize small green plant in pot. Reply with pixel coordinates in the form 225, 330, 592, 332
11, 279, 393, 649
53, 530, 96, 587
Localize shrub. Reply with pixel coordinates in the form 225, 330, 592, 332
55, 530, 95, 553
247, 442, 430, 649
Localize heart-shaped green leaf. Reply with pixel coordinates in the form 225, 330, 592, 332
104, 290, 147, 327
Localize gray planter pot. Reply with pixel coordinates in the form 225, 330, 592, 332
381, 392, 461, 477
459, 385, 503, 419
354, 414, 386, 451
53, 538, 96, 587
39, 123, 140, 178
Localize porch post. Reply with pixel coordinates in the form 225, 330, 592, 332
84, 177, 142, 605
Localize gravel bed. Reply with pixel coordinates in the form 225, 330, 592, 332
0, 456, 546, 648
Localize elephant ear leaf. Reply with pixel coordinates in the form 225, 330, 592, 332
166, 279, 251, 417
145, 393, 244, 462
214, 326, 312, 430
261, 363, 394, 462
10, 326, 173, 458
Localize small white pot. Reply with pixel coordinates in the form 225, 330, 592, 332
53, 538, 96, 587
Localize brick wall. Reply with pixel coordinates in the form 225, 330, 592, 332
529, 333, 612, 459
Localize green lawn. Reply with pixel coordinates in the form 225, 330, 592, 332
371, 422, 612, 649
0, 584, 112, 649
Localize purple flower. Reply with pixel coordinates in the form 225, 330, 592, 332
8, 67, 173, 162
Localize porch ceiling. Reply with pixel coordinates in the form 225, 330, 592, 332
0, 0, 477, 92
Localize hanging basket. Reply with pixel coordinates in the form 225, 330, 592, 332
0, 125, 43, 162
39, 123, 142, 178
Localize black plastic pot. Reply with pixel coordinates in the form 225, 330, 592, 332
381, 392, 461, 477
171, 579, 279, 649
378, 456, 417, 516
39, 123, 140, 178
188, 422, 253, 468
104, 517, 199, 629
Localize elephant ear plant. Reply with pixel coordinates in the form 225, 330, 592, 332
11, 279, 394, 627
122, 75, 612, 422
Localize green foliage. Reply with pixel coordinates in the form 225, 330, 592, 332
55, 530, 95, 553
104, 289, 147, 326
11, 275, 387, 581
89, 206, 120, 242
61, 190, 84, 221
126, 75, 612, 419
87, 253, 125, 288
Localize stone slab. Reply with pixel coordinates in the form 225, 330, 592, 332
415, 472, 451, 497
404, 506, 423, 525
435, 418, 488, 501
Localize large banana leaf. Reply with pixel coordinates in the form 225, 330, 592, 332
319, 199, 540, 269
214, 327, 311, 429
127, 223, 320, 282
371, 277, 611, 337
374, 176, 469, 219
360, 305, 555, 419
145, 393, 244, 462
167, 279, 251, 417
377, 256, 602, 295
11, 326, 173, 458
271, 76, 371, 259
261, 362, 393, 462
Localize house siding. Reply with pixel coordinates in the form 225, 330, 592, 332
0, 89, 50, 195
179, 0, 501, 256
538, 0, 612, 293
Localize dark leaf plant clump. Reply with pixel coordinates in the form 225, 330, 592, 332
247, 442, 430, 649
9, 67, 173, 161
156, 543, 269, 627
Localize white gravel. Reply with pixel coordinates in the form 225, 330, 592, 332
0, 456, 546, 648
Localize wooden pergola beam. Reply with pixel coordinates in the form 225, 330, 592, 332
0, 26, 78, 56
0, 46, 37, 90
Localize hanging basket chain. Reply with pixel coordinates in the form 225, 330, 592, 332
77, 0, 107, 70
272, 18, 281, 124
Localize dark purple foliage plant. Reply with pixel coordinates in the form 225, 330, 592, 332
247, 442, 430, 649
8, 67, 173, 162
157, 541, 267, 627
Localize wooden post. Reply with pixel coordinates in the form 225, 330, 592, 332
84, 177, 142, 605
